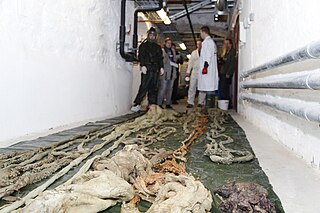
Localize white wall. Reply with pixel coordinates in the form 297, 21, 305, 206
238, 0, 320, 169
131, 13, 152, 104
0, 0, 135, 147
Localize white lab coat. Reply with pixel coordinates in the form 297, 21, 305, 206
186, 49, 200, 79
198, 36, 219, 91
186, 49, 206, 105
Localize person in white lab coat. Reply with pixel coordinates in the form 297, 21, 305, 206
186, 40, 206, 108
198, 26, 219, 96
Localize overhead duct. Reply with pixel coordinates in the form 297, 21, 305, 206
241, 69, 320, 90
240, 93, 320, 123
241, 40, 320, 78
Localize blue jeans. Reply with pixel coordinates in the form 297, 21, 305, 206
157, 79, 174, 106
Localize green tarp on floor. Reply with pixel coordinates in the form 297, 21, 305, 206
1, 112, 284, 212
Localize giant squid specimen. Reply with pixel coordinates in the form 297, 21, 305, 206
146, 174, 212, 213
18, 170, 134, 213
214, 181, 276, 213
204, 109, 254, 164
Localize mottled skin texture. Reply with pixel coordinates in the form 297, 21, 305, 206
215, 182, 276, 213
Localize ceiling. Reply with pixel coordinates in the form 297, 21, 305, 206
135, 0, 236, 53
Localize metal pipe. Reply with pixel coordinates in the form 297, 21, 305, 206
240, 40, 320, 78
169, 0, 213, 21
182, 0, 197, 47
216, 0, 228, 11
133, 0, 164, 53
119, 0, 163, 61
240, 93, 320, 123
241, 69, 320, 90
120, 0, 135, 62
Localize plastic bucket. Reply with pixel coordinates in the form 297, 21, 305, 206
218, 100, 229, 110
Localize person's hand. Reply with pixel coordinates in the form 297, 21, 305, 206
141, 66, 147, 74
226, 74, 230, 78
202, 67, 208, 75
160, 68, 164, 75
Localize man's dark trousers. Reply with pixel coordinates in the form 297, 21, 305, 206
134, 66, 159, 105
219, 74, 232, 100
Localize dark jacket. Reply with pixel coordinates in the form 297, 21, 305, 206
220, 48, 236, 75
138, 40, 164, 70
162, 47, 177, 80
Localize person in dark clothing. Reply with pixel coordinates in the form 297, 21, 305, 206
171, 43, 184, 104
131, 27, 164, 112
219, 39, 236, 105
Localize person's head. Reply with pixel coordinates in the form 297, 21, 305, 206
147, 27, 158, 42
196, 40, 202, 50
200, 26, 210, 39
164, 38, 172, 48
172, 43, 176, 50
224, 38, 233, 50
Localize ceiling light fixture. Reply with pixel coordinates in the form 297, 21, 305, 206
179, 43, 187, 50
157, 9, 171, 25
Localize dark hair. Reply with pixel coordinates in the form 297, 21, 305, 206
200, 26, 210, 35
148, 27, 157, 33
172, 43, 176, 47
225, 38, 233, 46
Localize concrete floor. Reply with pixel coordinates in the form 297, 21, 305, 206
231, 112, 320, 213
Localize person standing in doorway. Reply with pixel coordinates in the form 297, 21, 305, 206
171, 43, 183, 104
157, 38, 177, 109
198, 26, 219, 104
219, 38, 236, 107
186, 40, 206, 108
131, 27, 164, 112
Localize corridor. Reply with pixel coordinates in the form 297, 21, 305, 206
0, 0, 320, 212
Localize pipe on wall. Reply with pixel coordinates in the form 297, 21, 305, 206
120, 0, 135, 62
241, 69, 320, 90
132, 0, 164, 53
240, 93, 320, 123
120, 0, 164, 62
240, 40, 320, 78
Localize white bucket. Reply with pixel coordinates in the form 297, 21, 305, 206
218, 100, 229, 110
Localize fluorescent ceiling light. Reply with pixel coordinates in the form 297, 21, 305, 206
179, 43, 187, 50
164, 17, 171, 25
157, 9, 171, 25
156, 9, 167, 20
